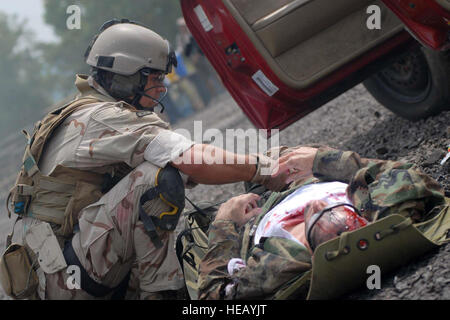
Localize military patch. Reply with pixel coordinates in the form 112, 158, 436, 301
136, 110, 153, 118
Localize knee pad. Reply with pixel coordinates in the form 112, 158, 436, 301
139, 166, 185, 246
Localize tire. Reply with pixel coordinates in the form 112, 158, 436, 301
363, 46, 450, 120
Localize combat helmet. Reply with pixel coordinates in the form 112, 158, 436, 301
85, 19, 177, 110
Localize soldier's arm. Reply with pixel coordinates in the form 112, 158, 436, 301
348, 157, 445, 222
171, 144, 257, 184
172, 144, 288, 191
197, 220, 242, 300
312, 146, 389, 182
271, 145, 384, 184
198, 194, 261, 300
277, 144, 412, 183
142, 128, 261, 186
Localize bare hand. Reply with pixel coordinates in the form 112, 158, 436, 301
271, 147, 318, 184
215, 193, 262, 227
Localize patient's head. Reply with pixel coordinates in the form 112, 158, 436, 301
304, 200, 368, 252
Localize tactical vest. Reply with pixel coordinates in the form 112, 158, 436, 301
6, 75, 134, 243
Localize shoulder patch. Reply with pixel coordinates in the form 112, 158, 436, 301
136, 110, 153, 118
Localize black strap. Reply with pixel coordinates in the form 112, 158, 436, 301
175, 229, 193, 274
175, 197, 216, 277
110, 270, 131, 300
175, 197, 224, 277
184, 196, 226, 219
256, 236, 268, 249
63, 240, 129, 298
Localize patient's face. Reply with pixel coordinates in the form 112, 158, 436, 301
285, 200, 368, 253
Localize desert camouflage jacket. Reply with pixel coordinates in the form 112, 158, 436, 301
197, 146, 445, 300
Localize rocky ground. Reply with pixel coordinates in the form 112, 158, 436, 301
0, 84, 448, 299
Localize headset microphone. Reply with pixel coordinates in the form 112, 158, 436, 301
138, 85, 168, 113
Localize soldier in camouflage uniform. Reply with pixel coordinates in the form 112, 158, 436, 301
10, 20, 286, 300
197, 145, 445, 299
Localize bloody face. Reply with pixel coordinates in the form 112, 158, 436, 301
304, 200, 368, 252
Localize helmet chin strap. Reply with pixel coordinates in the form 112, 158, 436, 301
131, 85, 168, 112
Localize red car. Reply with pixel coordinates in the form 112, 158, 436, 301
180, 0, 450, 132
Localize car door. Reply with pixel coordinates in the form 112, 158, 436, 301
181, 0, 412, 131
381, 0, 450, 50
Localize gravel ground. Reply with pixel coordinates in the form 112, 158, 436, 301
0, 83, 448, 300
175, 84, 450, 300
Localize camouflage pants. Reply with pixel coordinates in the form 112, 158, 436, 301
44, 161, 185, 299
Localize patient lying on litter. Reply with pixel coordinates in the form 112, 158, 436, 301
196, 145, 445, 300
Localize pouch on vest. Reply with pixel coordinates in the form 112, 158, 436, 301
7, 97, 98, 217
25, 221, 67, 274
0, 244, 39, 299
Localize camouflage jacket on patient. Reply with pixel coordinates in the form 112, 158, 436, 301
197, 146, 445, 300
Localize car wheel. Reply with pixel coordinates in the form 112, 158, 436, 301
363, 46, 450, 120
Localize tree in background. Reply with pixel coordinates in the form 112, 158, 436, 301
0, 12, 53, 137
41, 0, 183, 96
